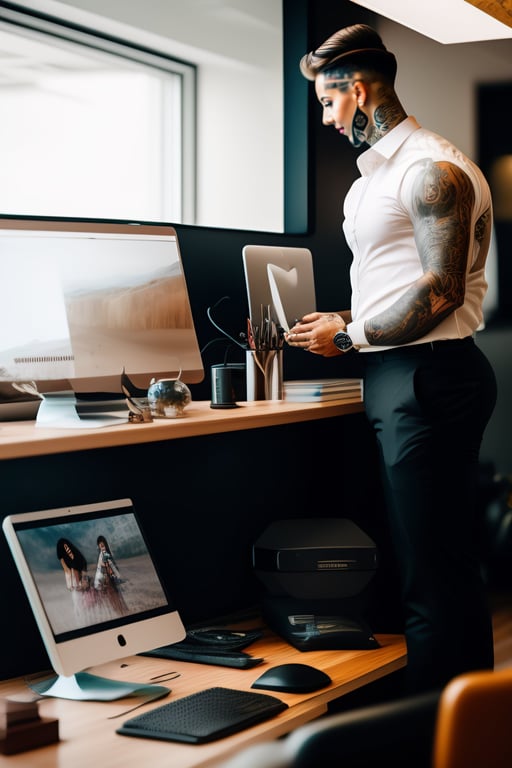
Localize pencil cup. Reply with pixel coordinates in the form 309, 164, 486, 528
246, 349, 283, 401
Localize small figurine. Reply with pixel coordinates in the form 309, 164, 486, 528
120, 368, 153, 424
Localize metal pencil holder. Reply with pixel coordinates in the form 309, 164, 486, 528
246, 349, 283, 401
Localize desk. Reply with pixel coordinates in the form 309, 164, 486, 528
0, 398, 364, 460
0, 626, 406, 768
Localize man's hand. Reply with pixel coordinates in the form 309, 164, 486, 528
285, 312, 345, 356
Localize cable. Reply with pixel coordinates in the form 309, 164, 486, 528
206, 296, 247, 350
200, 336, 231, 356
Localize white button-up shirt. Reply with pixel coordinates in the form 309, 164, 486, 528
343, 116, 492, 350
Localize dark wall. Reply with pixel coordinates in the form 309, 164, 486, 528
1, 411, 401, 679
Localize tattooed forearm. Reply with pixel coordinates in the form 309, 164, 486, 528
365, 276, 456, 345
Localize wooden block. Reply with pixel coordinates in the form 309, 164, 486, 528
0, 697, 40, 729
0, 716, 60, 755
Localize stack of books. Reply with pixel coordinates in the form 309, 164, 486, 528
283, 378, 363, 403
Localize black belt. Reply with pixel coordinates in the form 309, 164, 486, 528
363, 336, 475, 361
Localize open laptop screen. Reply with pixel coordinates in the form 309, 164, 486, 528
242, 244, 316, 332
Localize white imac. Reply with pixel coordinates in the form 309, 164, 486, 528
242, 244, 317, 332
2, 498, 186, 700
0, 217, 204, 427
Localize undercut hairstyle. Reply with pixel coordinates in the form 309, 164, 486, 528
300, 23, 397, 85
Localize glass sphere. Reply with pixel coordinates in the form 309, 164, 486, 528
147, 377, 192, 418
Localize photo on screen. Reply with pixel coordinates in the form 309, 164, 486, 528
12, 506, 170, 641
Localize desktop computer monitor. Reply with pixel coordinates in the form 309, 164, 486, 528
2, 498, 186, 699
0, 216, 204, 426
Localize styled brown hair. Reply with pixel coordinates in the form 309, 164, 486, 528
300, 23, 397, 84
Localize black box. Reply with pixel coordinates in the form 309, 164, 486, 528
252, 519, 379, 649
253, 518, 378, 600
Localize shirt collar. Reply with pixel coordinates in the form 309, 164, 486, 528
357, 115, 421, 176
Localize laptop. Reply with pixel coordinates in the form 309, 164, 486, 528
242, 244, 316, 332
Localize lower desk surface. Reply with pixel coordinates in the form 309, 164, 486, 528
0, 627, 406, 768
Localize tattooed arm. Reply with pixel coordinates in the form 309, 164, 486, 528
364, 160, 474, 346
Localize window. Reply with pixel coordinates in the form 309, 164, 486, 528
0, 4, 196, 222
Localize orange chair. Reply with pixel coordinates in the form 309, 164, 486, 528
433, 666, 512, 768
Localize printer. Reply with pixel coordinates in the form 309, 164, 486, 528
252, 518, 380, 650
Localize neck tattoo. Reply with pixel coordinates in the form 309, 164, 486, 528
352, 106, 368, 147
370, 102, 406, 144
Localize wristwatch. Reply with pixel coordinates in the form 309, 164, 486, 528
333, 330, 355, 352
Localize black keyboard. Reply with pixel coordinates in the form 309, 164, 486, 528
116, 686, 288, 744
140, 642, 264, 669
139, 627, 265, 668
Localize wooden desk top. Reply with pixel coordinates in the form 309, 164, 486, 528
0, 398, 364, 460
0, 627, 406, 768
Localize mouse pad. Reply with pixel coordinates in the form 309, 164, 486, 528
116, 687, 288, 743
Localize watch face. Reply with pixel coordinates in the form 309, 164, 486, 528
333, 331, 353, 351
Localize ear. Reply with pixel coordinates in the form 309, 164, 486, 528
354, 80, 369, 108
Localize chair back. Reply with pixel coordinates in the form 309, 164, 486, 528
221, 689, 440, 768
433, 667, 512, 768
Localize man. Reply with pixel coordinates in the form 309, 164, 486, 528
287, 23, 497, 694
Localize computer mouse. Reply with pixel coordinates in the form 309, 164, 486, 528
251, 663, 331, 694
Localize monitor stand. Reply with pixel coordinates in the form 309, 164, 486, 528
36, 391, 128, 429
32, 671, 169, 702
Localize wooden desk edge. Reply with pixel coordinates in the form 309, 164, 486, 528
0, 398, 365, 460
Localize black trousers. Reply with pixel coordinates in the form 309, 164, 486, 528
362, 337, 497, 694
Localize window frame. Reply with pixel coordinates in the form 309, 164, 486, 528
0, 1, 196, 223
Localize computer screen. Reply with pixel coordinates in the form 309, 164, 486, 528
242, 244, 317, 332
2, 498, 185, 692
0, 217, 204, 397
